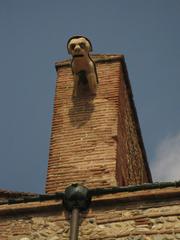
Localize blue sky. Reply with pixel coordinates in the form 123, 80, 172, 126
0, 0, 180, 193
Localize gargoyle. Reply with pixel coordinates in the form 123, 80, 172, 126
67, 36, 98, 97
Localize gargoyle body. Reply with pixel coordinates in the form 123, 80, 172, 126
67, 36, 98, 97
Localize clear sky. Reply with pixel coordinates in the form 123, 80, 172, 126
0, 0, 180, 193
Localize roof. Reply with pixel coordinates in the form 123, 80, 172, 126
0, 188, 38, 200
0, 181, 180, 216
1, 181, 180, 206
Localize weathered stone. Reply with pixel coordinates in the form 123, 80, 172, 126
132, 236, 145, 240
32, 217, 45, 225
56, 228, 64, 234
48, 236, 59, 240
152, 223, 163, 230
89, 218, 96, 224
164, 222, 174, 229
32, 233, 40, 238
122, 211, 133, 217
164, 234, 175, 240
174, 222, 180, 228
31, 235, 44, 240
143, 236, 152, 240
39, 229, 53, 238
47, 223, 59, 232
19, 238, 30, 240
175, 233, 180, 239
166, 216, 177, 222
135, 225, 150, 232
152, 235, 164, 240
154, 217, 164, 223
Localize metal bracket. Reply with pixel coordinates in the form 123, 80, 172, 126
63, 183, 91, 212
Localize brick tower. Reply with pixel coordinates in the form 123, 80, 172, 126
2, 39, 180, 240
46, 53, 152, 194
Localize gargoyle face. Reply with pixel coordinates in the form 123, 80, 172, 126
67, 37, 92, 57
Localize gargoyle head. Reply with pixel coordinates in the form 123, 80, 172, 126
67, 36, 92, 58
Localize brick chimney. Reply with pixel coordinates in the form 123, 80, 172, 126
45, 54, 152, 194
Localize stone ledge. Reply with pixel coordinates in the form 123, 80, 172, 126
55, 54, 124, 69
0, 199, 63, 215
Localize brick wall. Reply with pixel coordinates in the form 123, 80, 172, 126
46, 54, 151, 193
1, 187, 180, 240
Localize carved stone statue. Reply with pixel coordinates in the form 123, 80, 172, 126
67, 36, 98, 97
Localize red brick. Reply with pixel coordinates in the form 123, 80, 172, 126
46, 54, 152, 193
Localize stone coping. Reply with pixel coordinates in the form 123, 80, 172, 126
55, 54, 124, 69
